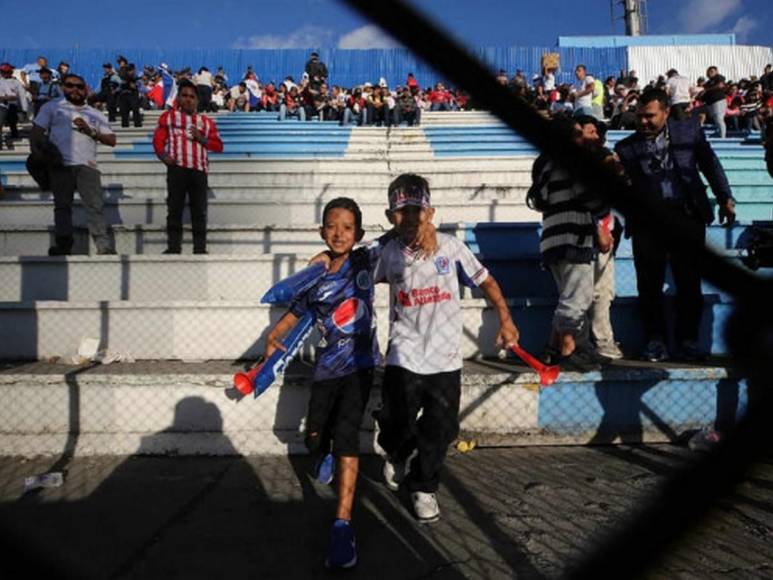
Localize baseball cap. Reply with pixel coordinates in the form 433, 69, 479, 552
388, 182, 431, 212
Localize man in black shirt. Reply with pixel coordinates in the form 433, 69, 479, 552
701, 66, 728, 138
304, 52, 328, 88
118, 62, 142, 128
760, 64, 773, 93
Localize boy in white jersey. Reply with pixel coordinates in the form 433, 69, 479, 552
374, 173, 520, 523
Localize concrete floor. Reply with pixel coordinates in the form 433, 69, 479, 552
0, 445, 771, 579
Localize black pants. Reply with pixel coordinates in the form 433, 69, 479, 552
107, 91, 118, 122
670, 103, 690, 120
118, 91, 141, 127
197, 85, 212, 113
166, 165, 208, 252
0, 104, 19, 138
376, 366, 461, 493
632, 216, 705, 344
367, 104, 389, 126
394, 108, 419, 126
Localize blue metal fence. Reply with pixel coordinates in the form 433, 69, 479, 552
0, 47, 627, 90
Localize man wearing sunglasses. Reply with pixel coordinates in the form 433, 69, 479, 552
30, 73, 117, 255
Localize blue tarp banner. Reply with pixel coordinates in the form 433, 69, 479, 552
0, 47, 628, 90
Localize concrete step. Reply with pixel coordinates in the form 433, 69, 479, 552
0, 359, 744, 455
0, 219, 764, 258
0, 183, 531, 202
2, 194, 770, 227
0, 292, 735, 360
0, 155, 535, 172
0, 252, 751, 303
0, 223, 397, 256
0, 196, 534, 227
0, 164, 536, 189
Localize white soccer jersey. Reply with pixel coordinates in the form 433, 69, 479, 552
374, 233, 489, 375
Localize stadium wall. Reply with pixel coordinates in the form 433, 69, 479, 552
628, 44, 773, 84
558, 34, 737, 47
0, 47, 627, 90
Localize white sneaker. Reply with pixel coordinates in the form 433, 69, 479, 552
596, 341, 624, 360
383, 457, 406, 491
411, 491, 440, 524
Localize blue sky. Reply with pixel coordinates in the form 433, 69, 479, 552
3, 0, 771, 49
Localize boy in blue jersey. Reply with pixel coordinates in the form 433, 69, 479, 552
262, 197, 414, 569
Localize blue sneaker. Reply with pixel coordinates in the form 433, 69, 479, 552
315, 453, 334, 485
326, 519, 357, 569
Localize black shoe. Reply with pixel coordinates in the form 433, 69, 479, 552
540, 347, 561, 366
674, 340, 706, 363
49, 236, 73, 256
162, 248, 181, 255
48, 245, 72, 256
193, 249, 208, 255
560, 349, 602, 372
641, 339, 668, 362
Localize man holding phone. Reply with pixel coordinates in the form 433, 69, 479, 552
31, 73, 116, 255
152, 79, 223, 254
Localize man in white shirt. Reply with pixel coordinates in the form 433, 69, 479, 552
665, 69, 691, 120
31, 74, 117, 255
572, 64, 596, 118
542, 69, 556, 92
0, 63, 27, 147
193, 67, 213, 112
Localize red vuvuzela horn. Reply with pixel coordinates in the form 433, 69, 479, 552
509, 344, 560, 387
233, 364, 263, 396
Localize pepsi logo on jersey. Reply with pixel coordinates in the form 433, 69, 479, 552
332, 297, 367, 334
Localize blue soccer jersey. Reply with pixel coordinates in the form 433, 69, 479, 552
289, 247, 381, 381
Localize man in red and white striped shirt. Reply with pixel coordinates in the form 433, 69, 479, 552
153, 80, 224, 254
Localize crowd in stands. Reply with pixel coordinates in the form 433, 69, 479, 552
517, 63, 773, 139
0, 51, 475, 140
3, 50, 771, 140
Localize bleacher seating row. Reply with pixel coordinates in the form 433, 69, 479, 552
0, 110, 770, 361
0, 109, 768, 453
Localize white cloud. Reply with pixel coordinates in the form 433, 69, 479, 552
728, 15, 758, 42
337, 25, 402, 49
678, 0, 741, 33
232, 25, 335, 49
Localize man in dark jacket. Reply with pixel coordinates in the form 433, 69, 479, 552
304, 52, 328, 87
118, 62, 142, 128
97, 63, 121, 122
615, 89, 736, 362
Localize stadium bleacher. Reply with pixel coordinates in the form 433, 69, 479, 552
0, 109, 768, 453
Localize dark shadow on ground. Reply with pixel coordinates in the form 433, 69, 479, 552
0, 395, 490, 580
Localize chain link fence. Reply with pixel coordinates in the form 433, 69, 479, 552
1, 1, 772, 578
